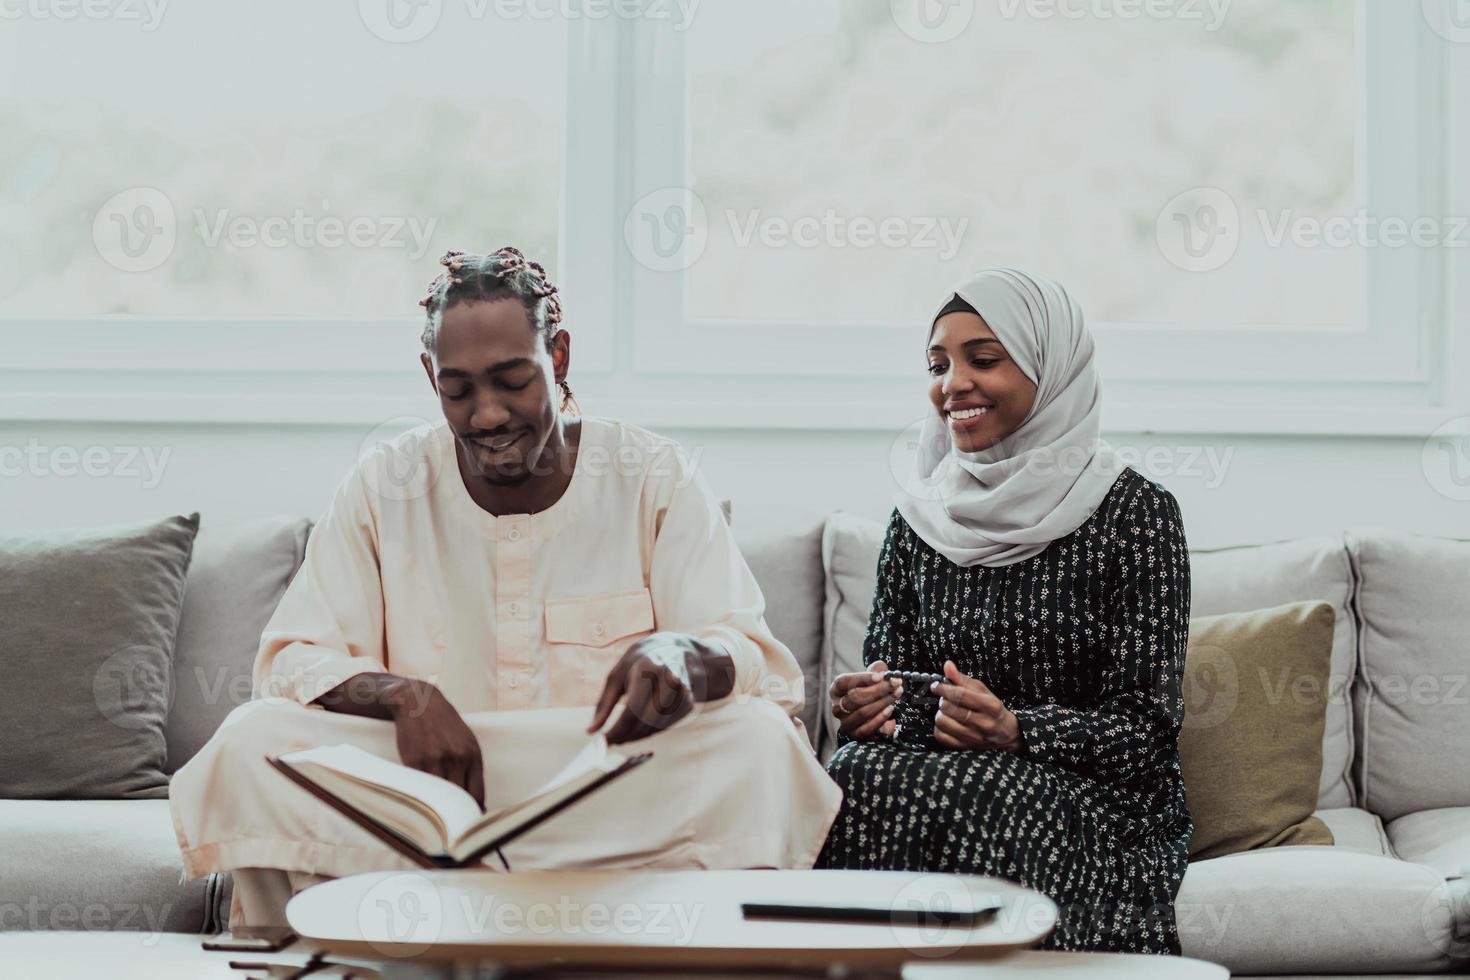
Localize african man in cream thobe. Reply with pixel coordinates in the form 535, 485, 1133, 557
170, 417, 841, 927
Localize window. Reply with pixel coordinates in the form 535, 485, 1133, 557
624, 0, 1452, 428
4, 0, 1460, 432
1, 1, 565, 318
683, 0, 1359, 331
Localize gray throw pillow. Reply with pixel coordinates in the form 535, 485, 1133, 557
0, 513, 200, 799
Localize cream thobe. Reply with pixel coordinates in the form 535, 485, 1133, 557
169, 417, 840, 923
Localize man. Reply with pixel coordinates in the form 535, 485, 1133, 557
170, 247, 840, 928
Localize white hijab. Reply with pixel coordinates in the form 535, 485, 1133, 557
896, 269, 1122, 568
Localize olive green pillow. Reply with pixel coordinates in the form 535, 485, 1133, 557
1180, 601, 1337, 861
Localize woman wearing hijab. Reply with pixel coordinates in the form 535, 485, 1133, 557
817, 270, 1192, 955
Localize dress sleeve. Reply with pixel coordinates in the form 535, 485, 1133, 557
253, 465, 389, 705
644, 446, 806, 717
862, 509, 926, 674
1009, 483, 1190, 785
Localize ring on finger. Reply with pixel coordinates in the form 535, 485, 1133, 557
838, 695, 852, 715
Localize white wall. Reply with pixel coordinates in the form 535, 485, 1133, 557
4, 419, 1464, 550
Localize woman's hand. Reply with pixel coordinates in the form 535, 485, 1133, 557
931, 660, 1025, 753
829, 660, 900, 741
587, 632, 734, 744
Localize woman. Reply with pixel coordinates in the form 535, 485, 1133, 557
817, 269, 1192, 955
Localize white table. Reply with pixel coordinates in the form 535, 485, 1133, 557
0, 931, 342, 978
286, 868, 1056, 971
0, 930, 1229, 978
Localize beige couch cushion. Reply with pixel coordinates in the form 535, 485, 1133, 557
1189, 536, 1357, 809
735, 517, 827, 744
1178, 845, 1464, 974
165, 517, 310, 773
817, 512, 887, 759
1181, 603, 1336, 860
1389, 807, 1470, 878
0, 799, 219, 933
1349, 530, 1470, 821
1315, 806, 1391, 857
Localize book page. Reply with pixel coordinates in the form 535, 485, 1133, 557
452, 737, 629, 857
281, 744, 483, 850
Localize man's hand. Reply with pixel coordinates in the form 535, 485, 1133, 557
586, 632, 735, 744
931, 660, 1024, 754
829, 660, 899, 741
313, 672, 485, 809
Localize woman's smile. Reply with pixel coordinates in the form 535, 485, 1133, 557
945, 402, 994, 434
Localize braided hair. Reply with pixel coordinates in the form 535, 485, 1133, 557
419, 246, 578, 415
418, 246, 563, 354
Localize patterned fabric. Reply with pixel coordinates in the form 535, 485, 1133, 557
816, 468, 1193, 954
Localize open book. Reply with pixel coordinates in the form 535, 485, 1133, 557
269, 739, 651, 868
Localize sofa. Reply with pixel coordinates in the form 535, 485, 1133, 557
3, 509, 1468, 978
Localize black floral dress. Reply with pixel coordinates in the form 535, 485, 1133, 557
816, 468, 1193, 954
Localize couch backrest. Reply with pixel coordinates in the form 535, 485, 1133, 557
732, 517, 828, 742
1189, 535, 1358, 809
1348, 528, 1470, 821
165, 517, 309, 772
